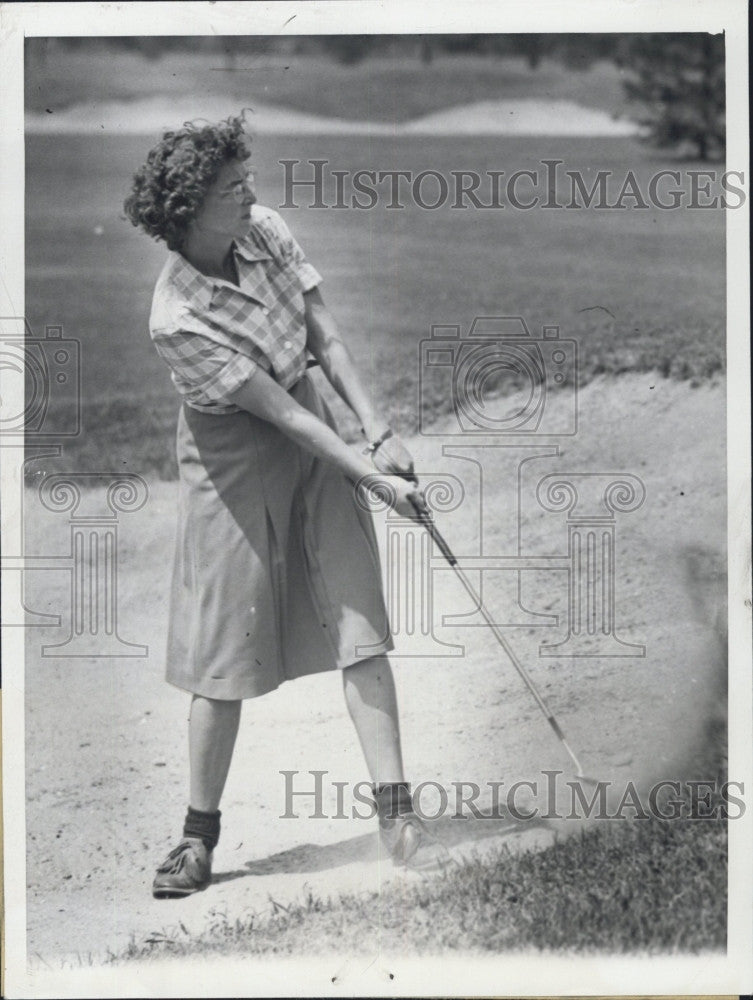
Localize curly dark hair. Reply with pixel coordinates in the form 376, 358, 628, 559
123, 113, 253, 251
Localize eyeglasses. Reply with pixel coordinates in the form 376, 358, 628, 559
223, 169, 256, 203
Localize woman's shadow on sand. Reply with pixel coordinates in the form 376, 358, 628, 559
213, 811, 554, 884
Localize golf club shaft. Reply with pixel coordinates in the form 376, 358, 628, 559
408, 495, 586, 778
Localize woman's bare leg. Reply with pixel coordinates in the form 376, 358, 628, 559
188, 695, 242, 812
342, 656, 405, 784
342, 656, 450, 868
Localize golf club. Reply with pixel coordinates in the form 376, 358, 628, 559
403, 477, 599, 786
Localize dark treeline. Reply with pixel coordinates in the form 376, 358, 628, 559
32, 32, 708, 68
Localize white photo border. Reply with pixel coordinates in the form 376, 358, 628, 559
1, 1, 750, 996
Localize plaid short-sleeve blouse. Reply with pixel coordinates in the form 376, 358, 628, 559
149, 205, 323, 413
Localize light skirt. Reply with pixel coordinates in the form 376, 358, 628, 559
165, 374, 393, 700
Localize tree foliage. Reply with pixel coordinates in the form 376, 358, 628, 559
619, 33, 725, 160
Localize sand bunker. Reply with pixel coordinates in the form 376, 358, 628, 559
26, 95, 639, 137
24, 373, 725, 964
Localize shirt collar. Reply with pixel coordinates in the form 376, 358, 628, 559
165, 238, 275, 312
235, 203, 275, 263
233, 236, 272, 264
166, 250, 215, 309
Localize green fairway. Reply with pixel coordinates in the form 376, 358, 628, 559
25, 133, 725, 477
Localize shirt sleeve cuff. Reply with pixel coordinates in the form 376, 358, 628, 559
199, 351, 259, 403
296, 261, 323, 294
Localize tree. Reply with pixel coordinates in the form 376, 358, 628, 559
320, 35, 379, 65
620, 33, 725, 161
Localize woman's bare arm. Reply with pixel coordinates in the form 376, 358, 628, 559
303, 286, 388, 442
223, 367, 421, 516
304, 286, 415, 477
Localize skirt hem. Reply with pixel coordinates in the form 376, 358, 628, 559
165, 637, 395, 701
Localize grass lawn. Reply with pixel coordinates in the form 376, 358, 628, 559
25, 133, 724, 479
115, 809, 726, 959
110, 721, 728, 959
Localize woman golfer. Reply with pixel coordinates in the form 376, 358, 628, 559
124, 115, 443, 898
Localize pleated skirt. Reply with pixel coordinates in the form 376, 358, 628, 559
165, 373, 393, 699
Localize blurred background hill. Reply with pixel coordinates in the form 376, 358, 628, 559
26, 34, 724, 154
25, 35, 628, 117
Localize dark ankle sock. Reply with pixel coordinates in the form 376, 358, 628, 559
183, 806, 221, 852
372, 782, 413, 820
